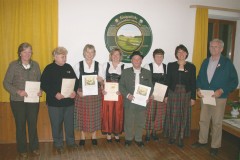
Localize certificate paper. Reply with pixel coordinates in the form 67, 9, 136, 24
82, 75, 98, 96
200, 90, 216, 106
24, 81, 40, 103
152, 83, 167, 102
61, 78, 76, 98
104, 82, 118, 101
132, 84, 151, 107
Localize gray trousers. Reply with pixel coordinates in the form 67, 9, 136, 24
10, 101, 39, 153
124, 104, 146, 142
48, 105, 75, 148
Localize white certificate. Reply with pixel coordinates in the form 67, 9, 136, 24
82, 75, 98, 96
132, 84, 151, 107
24, 81, 40, 103
200, 90, 216, 106
104, 82, 118, 101
152, 83, 167, 102
61, 78, 76, 98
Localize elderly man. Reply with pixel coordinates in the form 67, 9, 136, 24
119, 51, 153, 147
192, 39, 238, 156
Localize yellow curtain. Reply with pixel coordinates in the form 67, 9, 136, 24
192, 8, 208, 75
0, 0, 58, 102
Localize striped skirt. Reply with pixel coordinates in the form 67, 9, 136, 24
145, 99, 166, 131
101, 95, 124, 135
164, 85, 191, 139
74, 88, 102, 132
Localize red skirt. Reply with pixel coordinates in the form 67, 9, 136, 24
101, 95, 123, 134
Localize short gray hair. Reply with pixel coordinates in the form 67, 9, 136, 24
210, 39, 224, 48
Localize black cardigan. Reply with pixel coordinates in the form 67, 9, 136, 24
166, 61, 196, 100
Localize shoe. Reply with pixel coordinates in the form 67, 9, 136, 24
19, 152, 28, 160
56, 147, 64, 154
114, 136, 120, 143
168, 138, 175, 144
177, 139, 184, 148
145, 136, 150, 142
92, 139, 98, 145
151, 134, 159, 141
79, 140, 85, 146
31, 149, 40, 156
115, 138, 120, 143
210, 148, 218, 156
191, 141, 207, 148
125, 140, 132, 146
136, 141, 144, 147
107, 139, 112, 143
68, 143, 78, 149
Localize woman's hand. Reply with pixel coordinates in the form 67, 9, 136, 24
116, 91, 121, 95
77, 90, 83, 97
17, 90, 28, 97
102, 90, 107, 95
37, 90, 42, 97
70, 91, 76, 99
55, 92, 64, 100
164, 97, 168, 104
191, 99, 195, 106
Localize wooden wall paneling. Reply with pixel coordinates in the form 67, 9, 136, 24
0, 89, 239, 143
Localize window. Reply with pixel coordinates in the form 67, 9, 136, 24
208, 19, 236, 61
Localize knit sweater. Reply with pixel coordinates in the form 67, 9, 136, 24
3, 60, 41, 101
41, 62, 78, 107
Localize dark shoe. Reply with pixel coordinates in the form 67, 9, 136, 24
31, 149, 40, 156
168, 138, 175, 144
115, 138, 120, 143
68, 143, 78, 149
56, 147, 64, 154
125, 140, 132, 146
107, 139, 112, 143
19, 152, 28, 160
177, 139, 184, 148
151, 134, 159, 141
136, 141, 144, 147
210, 148, 218, 156
79, 140, 85, 146
145, 136, 150, 142
191, 141, 207, 148
92, 139, 98, 145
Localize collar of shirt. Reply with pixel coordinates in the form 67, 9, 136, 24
153, 62, 164, 73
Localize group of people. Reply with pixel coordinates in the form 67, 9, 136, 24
3, 38, 238, 159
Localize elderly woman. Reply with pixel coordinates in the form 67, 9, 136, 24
40, 47, 78, 153
3, 42, 41, 159
144, 48, 167, 142
74, 44, 104, 146
164, 44, 196, 148
102, 48, 124, 143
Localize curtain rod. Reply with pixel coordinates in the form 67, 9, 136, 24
190, 5, 240, 13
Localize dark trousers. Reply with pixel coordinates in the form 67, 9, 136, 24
48, 105, 75, 148
10, 101, 39, 153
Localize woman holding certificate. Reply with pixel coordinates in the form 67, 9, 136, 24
164, 44, 196, 148
143, 48, 167, 142
3, 42, 41, 159
41, 47, 78, 153
74, 44, 104, 146
102, 48, 124, 143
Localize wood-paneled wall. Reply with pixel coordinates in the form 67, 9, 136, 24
0, 89, 239, 144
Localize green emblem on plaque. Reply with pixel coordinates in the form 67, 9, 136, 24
105, 12, 153, 63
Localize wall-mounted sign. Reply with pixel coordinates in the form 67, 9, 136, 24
105, 12, 153, 63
